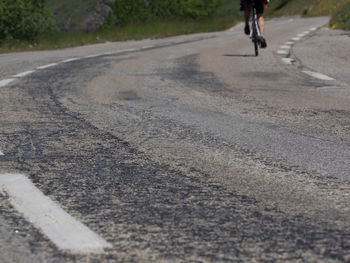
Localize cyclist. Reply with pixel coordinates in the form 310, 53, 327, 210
240, 0, 268, 48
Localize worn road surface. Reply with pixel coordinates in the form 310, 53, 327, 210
0, 17, 350, 262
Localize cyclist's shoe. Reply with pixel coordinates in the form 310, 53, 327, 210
260, 37, 267, 48
244, 24, 250, 35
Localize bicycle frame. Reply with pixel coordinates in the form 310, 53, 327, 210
249, 1, 261, 56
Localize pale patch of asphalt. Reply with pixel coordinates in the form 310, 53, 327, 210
0, 173, 112, 254
292, 27, 350, 86
0, 150, 4, 156
278, 27, 341, 84
0, 79, 15, 87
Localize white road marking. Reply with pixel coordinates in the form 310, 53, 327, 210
277, 50, 289, 55
37, 63, 59, 70
297, 33, 306, 37
310, 27, 317, 31
317, 86, 343, 90
285, 41, 294, 45
281, 58, 295, 65
142, 46, 153, 49
13, 71, 35, 78
0, 151, 4, 156
280, 45, 291, 49
84, 54, 100, 58
292, 37, 301, 41
0, 173, 112, 254
302, 31, 310, 35
0, 79, 15, 87
302, 71, 335, 81
62, 58, 79, 63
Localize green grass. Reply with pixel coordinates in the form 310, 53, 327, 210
0, 15, 239, 53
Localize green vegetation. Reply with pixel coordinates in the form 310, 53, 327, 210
0, 0, 241, 53
109, 0, 222, 25
0, 0, 53, 42
329, 0, 350, 30
46, 0, 96, 30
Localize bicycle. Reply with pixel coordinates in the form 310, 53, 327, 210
249, 0, 262, 56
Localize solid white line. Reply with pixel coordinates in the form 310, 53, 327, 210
280, 45, 291, 49
302, 71, 335, 81
37, 63, 59, 70
277, 50, 289, 55
0, 79, 15, 87
13, 71, 35, 78
62, 58, 79, 63
0, 173, 112, 254
84, 54, 100, 58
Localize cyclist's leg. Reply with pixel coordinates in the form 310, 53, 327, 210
244, 2, 251, 35
255, 0, 265, 35
257, 14, 264, 35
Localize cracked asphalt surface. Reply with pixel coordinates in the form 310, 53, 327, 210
0, 17, 350, 262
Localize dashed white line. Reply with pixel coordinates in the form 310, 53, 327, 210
291, 37, 301, 41
285, 41, 294, 45
277, 50, 289, 55
281, 58, 295, 65
0, 79, 15, 87
297, 33, 306, 37
13, 71, 35, 78
302, 31, 310, 35
0, 173, 112, 254
37, 63, 59, 70
310, 27, 317, 31
280, 45, 291, 49
302, 71, 335, 81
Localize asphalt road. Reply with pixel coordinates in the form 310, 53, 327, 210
0, 17, 350, 262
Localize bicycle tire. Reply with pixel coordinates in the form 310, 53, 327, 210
254, 40, 259, 56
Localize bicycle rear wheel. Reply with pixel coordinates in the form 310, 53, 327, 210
254, 41, 259, 56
